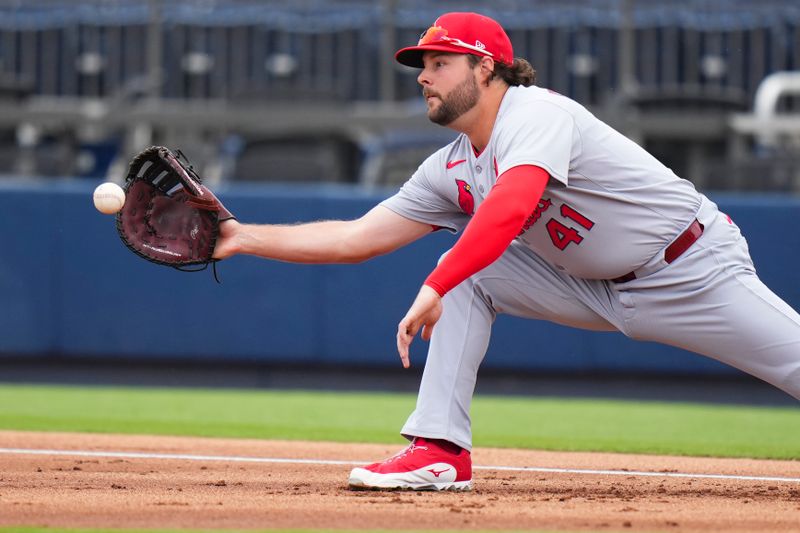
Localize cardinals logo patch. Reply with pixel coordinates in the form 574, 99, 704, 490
455, 179, 474, 216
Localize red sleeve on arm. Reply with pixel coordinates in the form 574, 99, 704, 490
424, 165, 549, 297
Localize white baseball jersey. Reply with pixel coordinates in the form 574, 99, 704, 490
382, 85, 700, 280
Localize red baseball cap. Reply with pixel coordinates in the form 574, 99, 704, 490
395, 12, 513, 68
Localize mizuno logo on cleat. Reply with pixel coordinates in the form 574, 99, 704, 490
427, 467, 451, 478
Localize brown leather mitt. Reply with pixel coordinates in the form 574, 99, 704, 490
116, 146, 235, 273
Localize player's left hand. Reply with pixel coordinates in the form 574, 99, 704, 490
212, 219, 243, 260
397, 285, 443, 368
115, 146, 236, 271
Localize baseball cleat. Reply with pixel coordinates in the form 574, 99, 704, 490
348, 437, 472, 491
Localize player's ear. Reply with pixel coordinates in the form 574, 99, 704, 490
478, 56, 496, 86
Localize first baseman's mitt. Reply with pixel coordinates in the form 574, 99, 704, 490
115, 146, 235, 276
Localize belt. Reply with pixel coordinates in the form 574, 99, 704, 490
611, 219, 704, 283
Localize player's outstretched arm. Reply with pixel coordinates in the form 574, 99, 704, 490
212, 205, 431, 264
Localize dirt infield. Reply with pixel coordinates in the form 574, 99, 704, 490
1, 431, 799, 532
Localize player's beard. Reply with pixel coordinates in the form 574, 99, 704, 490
425, 73, 480, 126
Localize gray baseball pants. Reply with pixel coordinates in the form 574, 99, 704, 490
401, 198, 800, 451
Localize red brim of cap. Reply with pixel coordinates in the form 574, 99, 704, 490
395, 43, 477, 68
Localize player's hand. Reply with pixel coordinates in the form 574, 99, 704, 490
397, 285, 443, 368
212, 219, 243, 260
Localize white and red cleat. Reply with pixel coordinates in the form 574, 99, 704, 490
348, 437, 472, 491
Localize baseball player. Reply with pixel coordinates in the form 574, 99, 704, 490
213, 12, 800, 491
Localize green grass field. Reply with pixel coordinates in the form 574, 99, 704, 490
0, 383, 798, 459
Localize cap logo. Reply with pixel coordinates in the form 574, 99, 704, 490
416, 24, 495, 58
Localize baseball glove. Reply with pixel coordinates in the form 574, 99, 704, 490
115, 146, 235, 277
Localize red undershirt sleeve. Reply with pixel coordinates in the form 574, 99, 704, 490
424, 165, 550, 297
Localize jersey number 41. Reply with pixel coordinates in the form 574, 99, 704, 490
546, 204, 595, 251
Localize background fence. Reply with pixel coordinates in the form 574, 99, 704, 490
3, 179, 800, 379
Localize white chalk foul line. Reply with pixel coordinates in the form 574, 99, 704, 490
1, 447, 799, 484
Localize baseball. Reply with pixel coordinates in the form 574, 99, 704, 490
93, 182, 126, 215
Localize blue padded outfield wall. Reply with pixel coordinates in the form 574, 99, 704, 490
1, 179, 799, 377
